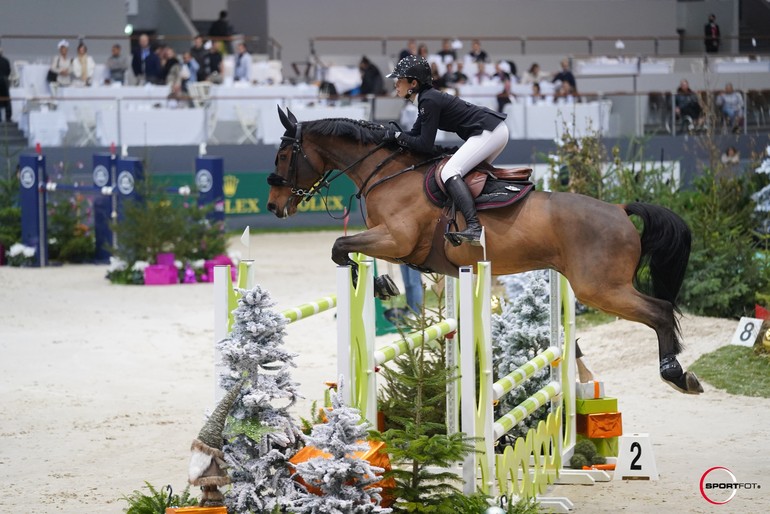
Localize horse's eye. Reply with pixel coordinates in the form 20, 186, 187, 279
279, 154, 287, 161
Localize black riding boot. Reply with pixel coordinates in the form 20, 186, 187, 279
444, 175, 482, 246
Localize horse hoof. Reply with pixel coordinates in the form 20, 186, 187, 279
661, 371, 704, 394
374, 274, 400, 300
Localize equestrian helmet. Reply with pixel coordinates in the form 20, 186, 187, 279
386, 55, 432, 85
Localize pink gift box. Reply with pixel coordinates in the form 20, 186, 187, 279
156, 252, 176, 266
203, 255, 237, 283
144, 264, 179, 285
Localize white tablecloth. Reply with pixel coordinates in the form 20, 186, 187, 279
96, 107, 206, 147
57, 85, 169, 122
26, 110, 68, 147
209, 83, 319, 121
259, 104, 369, 145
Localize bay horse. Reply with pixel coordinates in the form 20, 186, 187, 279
266, 107, 702, 395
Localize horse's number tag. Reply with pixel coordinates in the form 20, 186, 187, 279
730, 317, 763, 347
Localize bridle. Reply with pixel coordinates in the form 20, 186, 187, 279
267, 121, 387, 202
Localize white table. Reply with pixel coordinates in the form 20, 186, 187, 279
57, 85, 169, 122
96, 107, 206, 147
209, 83, 319, 121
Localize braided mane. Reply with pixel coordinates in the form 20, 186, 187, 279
304, 118, 387, 145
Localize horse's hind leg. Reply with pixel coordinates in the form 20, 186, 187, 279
576, 283, 704, 394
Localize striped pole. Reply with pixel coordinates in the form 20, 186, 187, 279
281, 295, 337, 323
373, 319, 457, 366
492, 346, 562, 401
493, 381, 562, 440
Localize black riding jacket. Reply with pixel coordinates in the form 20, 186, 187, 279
397, 86, 506, 154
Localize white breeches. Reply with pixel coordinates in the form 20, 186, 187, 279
439, 121, 509, 183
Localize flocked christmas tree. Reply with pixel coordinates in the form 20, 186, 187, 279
216, 285, 304, 513
290, 378, 391, 513
492, 270, 554, 441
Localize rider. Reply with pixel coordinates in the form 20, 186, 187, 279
384, 55, 509, 245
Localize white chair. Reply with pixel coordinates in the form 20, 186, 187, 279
74, 105, 99, 146
188, 81, 212, 108
234, 105, 258, 144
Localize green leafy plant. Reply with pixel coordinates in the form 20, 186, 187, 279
46, 191, 95, 263
121, 482, 197, 514
0, 176, 21, 250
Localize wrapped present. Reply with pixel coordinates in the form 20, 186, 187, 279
144, 264, 178, 285
577, 433, 619, 457
577, 412, 623, 439
156, 252, 176, 266
576, 397, 618, 415
576, 380, 605, 399
289, 440, 395, 507
165, 507, 227, 514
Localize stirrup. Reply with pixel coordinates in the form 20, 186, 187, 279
444, 227, 482, 247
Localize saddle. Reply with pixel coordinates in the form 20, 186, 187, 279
424, 157, 534, 210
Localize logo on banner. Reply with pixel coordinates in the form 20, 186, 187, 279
20, 166, 36, 189
117, 171, 135, 195
93, 165, 110, 187
700, 466, 761, 505
196, 169, 213, 193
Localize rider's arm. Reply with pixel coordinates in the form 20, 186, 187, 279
397, 96, 439, 153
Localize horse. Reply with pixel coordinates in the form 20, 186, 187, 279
266, 107, 702, 395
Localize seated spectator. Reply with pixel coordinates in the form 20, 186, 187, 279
716, 82, 744, 133
437, 38, 456, 64
467, 39, 488, 63
441, 61, 468, 88
234, 42, 252, 82
552, 59, 576, 91
554, 81, 579, 104
131, 34, 161, 85
417, 43, 429, 60
167, 82, 191, 109
674, 79, 703, 132
49, 40, 73, 89
521, 62, 548, 85
105, 44, 128, 84
721, 145, 740, 165
529, 82, 547, 104
358, 56, 384, 95
399, 39, 417, 61
189, 35, 207, 81
71, 42, 96, 87
430, 62, 445, 89
201, 40, 224, 84
471, 61, 491, 85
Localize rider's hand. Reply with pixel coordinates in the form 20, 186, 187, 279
383, 130, 400, 143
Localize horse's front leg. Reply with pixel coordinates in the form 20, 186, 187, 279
331, 225, 411, 300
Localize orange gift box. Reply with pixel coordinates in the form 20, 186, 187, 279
576, 412, 623, 438
289, 440, 395, 507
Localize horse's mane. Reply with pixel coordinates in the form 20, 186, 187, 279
304, 118, 386, 145
304, 117, 456, 155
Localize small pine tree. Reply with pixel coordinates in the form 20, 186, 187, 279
290, 380, 391, 513
492, 271, 553, 441
217, 285, 304, 513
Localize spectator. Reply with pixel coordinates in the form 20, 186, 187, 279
674, 79, 703, 132
430, 62, 445, 89
49, 40, 73, 89
554, 81, 579, 104
529, 82, 547, 104
437, 38, 457, 63
358, 56, 384, 95
201, 40, 224, 84
521, 62, 548, 85
71, 42, 95, 87
721, 146, 740, 165
417, 43, 429, 60
234, 42, 252, 82
180, 51, 199, 91
208, 10, 233, 53
131, 34, 161, 85
492, 60, 513, 112
471, 61, 491, 85
189, 35, 207, 80
467, 39, 488, 63
0, 46, 11, 121
716, 82, 744, 133
160, 47, 182, 87
105, 44, 128, 84
400, 265, 424, 314
398, 39, 417, 61
704, 13, 720, 54
552, 59, 576, 91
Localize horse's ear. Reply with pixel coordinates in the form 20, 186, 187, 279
277, 105, 294, 131
286, 108, 298, 125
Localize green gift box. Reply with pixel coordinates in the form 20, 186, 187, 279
576, 397, 618, 415
577, 434, 619, 457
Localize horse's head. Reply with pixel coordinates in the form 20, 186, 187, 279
266, 106, 326, 218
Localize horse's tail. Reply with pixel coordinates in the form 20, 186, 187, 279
624, 202, 691, 315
